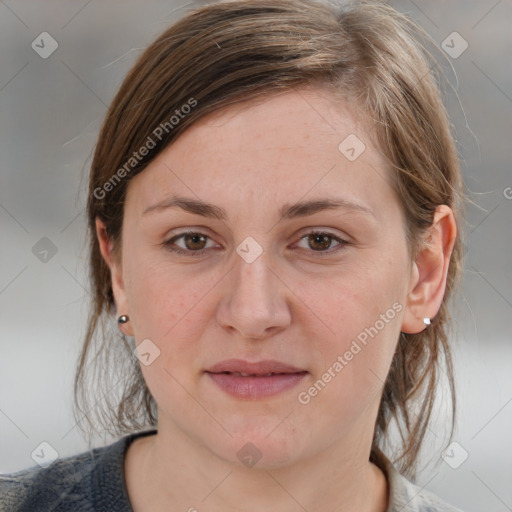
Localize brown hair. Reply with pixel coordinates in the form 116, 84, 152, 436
75, 0, 465, 478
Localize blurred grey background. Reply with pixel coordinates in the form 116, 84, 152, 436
1, 1, 511, 510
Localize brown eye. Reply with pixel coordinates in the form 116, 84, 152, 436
295, 230, 348, 257
164, 231, 217, 256
307, 233, 335, 251
182, 233, 208, 250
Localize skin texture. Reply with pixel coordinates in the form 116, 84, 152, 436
96, 87, 456, 512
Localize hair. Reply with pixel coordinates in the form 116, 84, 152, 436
75, 0, 465, 479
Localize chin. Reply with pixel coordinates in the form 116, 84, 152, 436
207, 422, 303, 470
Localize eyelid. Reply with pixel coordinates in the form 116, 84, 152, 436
294, 226, 351, 242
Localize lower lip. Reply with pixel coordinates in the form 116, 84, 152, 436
206, 372, 308, 399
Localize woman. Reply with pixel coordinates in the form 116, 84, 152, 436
1, 0, 465, 510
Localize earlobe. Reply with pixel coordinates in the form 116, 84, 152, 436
401, 205, 457, 334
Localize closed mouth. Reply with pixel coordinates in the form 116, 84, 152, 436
206, 358, 307, 375
209, 371, 308, 377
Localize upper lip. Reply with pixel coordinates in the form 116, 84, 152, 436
206, 359, 306, 375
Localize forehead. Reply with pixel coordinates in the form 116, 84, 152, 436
126, 88, 397, 221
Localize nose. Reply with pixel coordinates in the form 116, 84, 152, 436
216, 251, 292, 340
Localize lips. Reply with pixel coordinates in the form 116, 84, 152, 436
206, 359, 306, 376
205, 359, 308, 399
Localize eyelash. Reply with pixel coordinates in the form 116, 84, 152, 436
163, 230, 350, 258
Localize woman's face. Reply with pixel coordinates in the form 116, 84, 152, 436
106, 88, 417, 467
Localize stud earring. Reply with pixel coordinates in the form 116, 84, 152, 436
423, 317, 431, 325
118, 315, 129, 324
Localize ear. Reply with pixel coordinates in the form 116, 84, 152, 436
95, 217, 134, 336
401, 205, 457, 334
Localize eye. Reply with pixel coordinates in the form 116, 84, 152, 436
294, 230, 349, 256
163, 229, 349, 258
163, 231, 219, 257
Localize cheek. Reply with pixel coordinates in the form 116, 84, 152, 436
292, 258, 405, 399
126, 262, 218, 412
295, 287, 402, 433
297, 260, 404, 342
125, 255, 227, 376
125, 249, 217, 337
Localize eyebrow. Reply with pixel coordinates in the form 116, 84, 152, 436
142, 195, 374, 220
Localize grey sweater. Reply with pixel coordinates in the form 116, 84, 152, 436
1, 429, 463, 512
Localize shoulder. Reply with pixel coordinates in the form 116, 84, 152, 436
384, 459, 465, 512
0, 431, 155, 512
0, 447, 100, 512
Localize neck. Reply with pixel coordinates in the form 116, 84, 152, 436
125, 417, 388, 512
